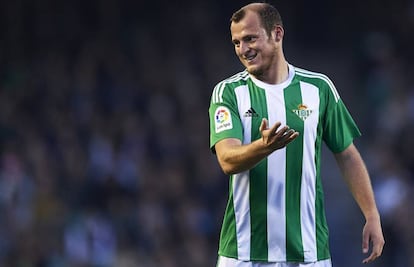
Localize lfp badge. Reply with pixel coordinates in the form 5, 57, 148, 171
215, 106, 233, 133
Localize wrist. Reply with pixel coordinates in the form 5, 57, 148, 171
259, 138, 275, 155
364, 210, 381, 222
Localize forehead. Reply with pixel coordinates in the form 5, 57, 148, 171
230, 10, 264, 38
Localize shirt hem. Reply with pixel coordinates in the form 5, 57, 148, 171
218, 253, 331, 263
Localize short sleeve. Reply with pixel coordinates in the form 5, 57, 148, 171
209, 84, 243, 153
323, 98, 361, 153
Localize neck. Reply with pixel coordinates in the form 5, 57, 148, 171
254, 58, 289, 85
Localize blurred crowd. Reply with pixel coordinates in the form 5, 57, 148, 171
0, 0, 413, 267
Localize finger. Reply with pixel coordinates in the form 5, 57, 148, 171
259, 118, 268, 132
268, 121, 282, 135
282, 129, 296, 138
361, 235, 384, 263
274, 125, 289, 138
284, 130, 299, 142
362, 250, 380, 264
362, 254, 373, 264
362, 238, 384, 263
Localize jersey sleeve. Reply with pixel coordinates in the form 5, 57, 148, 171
322, 83, 361, 153
209, 82, 243, 153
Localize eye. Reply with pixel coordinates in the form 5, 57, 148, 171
232, 40, 240, 47
244, 36, 256, 43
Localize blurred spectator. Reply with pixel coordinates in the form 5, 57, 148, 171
0, 0, 412, 266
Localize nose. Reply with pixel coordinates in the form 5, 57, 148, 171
239, 41, 250, 55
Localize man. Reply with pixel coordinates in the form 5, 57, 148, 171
208, 3, 384, 267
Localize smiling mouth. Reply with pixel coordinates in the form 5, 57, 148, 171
243, 53, 257, 62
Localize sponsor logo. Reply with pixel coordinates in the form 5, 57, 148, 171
292, 104, 313, 121
215, 106, 233, 133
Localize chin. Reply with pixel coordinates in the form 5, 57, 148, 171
247, 66, 264, 77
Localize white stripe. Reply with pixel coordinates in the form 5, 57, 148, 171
217, 83, 225, 103
296, 68, 339, 101
235, 85, 251, 143
232, 172, 251, 260
233, 85, 252, 260
266, 88, 287, 261
212, 83, 220, 103
299, 81, 319, 261
295, 67, 340, 103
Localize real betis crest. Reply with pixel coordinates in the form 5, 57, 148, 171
292, 104, 312, 121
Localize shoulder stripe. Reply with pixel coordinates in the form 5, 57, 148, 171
212, 71, 249, 104
217, 82, 225, 103
295, 67, 340, 103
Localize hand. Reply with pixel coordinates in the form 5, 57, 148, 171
362, 217, 385, 263
259, 118, 299, 151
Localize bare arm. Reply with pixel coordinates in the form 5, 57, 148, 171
215, 118, 299, 175
334, 143, 385, 263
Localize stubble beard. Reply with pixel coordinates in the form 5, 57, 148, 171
246, 62, 269, 81
245, 52, 277, 81
247, 67, 264, 78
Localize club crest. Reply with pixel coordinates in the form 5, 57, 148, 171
292, 104, 313, 121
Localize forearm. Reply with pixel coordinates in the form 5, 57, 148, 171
335, 144, 385, 262
215, 119, 299, 175
334, 144, 380, 220
216, 138, 273, 175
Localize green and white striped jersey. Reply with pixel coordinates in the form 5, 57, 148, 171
209, 64, 361, 263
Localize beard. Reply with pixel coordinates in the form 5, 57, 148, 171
243, 52, 276, 81
246, 62, 272, 81
247, 66, 264, 77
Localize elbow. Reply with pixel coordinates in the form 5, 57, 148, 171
222, 166, 235, 176
219, 161, 241, 175
214, 139, 245, 175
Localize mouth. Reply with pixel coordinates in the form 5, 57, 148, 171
243, 53, 257, 63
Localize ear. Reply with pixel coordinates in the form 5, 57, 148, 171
273, 25, 284, 42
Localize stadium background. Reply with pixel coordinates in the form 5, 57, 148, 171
0, 0, 413, 266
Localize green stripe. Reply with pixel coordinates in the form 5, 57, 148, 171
315, 91, 330, 259
284, 83, 305, 261
219, 176, 238, 258
248, 82, 268, 260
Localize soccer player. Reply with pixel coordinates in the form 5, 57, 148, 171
208, 3, 385, 267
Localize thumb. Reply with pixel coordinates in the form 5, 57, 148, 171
362, 228, 369, 253
259, 118, 268, 132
